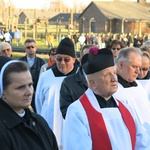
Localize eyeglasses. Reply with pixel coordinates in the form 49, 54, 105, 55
56, 57, 71, 63
26, 46, 35, 49
51, 53, 56, 56
112, 48, 120, 51
1, 48, 11, 53
140, 68, 149, 71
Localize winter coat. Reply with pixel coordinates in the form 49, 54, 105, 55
0, 99, 58, 150
60, 67, 88, 119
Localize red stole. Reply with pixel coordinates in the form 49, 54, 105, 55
80, 94, 136, 150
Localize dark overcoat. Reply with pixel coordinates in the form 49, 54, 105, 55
0, 100, 58, 150
60, 67, 88, 119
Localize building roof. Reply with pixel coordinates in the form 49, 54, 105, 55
80, 1, 150, 20
49, 13, 80, 21
19, 10, 59, 19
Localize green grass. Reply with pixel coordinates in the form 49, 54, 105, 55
12, 37, 59, 49
12, 52, 49, 62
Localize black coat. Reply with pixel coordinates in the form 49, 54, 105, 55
0, 100, 58, 150
60, 67, 88, 119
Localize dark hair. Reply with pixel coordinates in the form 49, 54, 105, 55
80, 44, 95, 58
3, 61, 30, 90
109, 40, 125, 49
142, 51, 150, 60
49, 48, 56, 56
140, 45, 150, 55
24, 38, 36, 45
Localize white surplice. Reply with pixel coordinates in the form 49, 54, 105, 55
63, 88, 150, 150
113, 80, 150, 136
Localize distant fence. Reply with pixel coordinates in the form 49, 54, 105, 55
12, 46, 80, 58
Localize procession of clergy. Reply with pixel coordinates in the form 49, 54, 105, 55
3, 37, 149, 150
33, 37, 150, 149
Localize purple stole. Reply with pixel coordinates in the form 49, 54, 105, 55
80, 94, 136, 150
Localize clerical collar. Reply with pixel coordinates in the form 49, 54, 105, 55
94, 93, 117, 108
52, 65, 77, 77
117, 74, 137, 88
18, 110, 25, 117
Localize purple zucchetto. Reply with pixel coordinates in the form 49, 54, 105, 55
82, 48, 114, 75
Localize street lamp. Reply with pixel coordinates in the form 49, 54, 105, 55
139, 18, 143, 37
121, 18, 126, 33
44, 20, 48, 45
5, 16, 11, 31
24, 17, 28, 39
32, 18, 37, 39
56, 17, 63, 42
58, 17, 63, 41
56, 17, 59, 42
81, 17, 85, 33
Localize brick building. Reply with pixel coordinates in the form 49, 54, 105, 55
79, 1, 150, 35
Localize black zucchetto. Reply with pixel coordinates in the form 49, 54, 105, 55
82, 47, 114, 75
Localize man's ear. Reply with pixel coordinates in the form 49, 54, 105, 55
88, 78, 96, 90
118, 61, 123, 69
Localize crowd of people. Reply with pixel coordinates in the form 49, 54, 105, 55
0, 32, 150, 150
69, 32, 149, 51
0, 28, 21, 46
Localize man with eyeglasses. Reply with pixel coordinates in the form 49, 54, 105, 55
137, 51, 150, 100
0, 42, 12, 57
18, 38, 46, 112
60, 44, 95, 119
35, 37, 79, 149
63, 47, 150, 150
113, 47, 150, 137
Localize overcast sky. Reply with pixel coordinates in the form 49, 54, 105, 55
2, 0, 150, 9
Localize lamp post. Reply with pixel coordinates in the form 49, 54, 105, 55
24, 18, 28, 39
15, 16, 18, 30
56, 18, 59, 42
121, 18, 125, 33
70, 8, 73, 28
139, 19, 143, 37
58, 17, 63, 41
44, 19, 48, 45
81, 17, 85, 33
56, 17, 63, 42
6, 16, 11, 31
33, 18, 37, 39
68, 18, 71, 34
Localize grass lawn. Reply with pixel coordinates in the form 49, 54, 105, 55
11, 37, 52, 62
12, 37, 59, 49
12, 52, 49, 62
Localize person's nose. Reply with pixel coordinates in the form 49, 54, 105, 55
25, 86, 33, 96
111, 73, 118, 82
136, 67, 141, 74
60, 59, 66, 64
